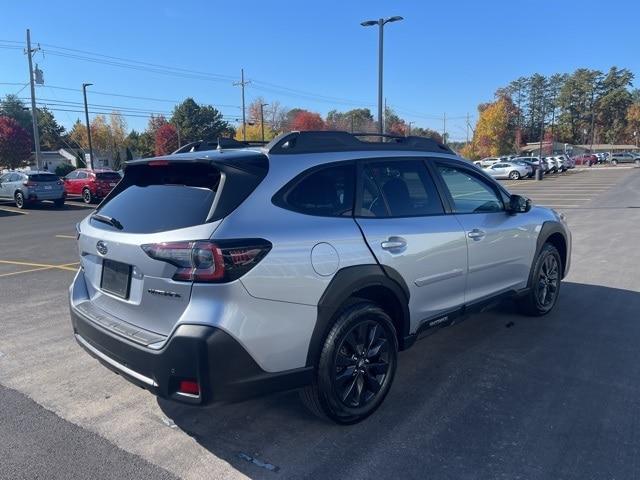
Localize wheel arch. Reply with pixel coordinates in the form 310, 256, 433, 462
528, 221, 569, 288
306, 265, 410, 367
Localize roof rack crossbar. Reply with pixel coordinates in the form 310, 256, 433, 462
266, 131, 454, 155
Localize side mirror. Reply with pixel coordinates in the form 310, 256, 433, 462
508, 194, 531, 214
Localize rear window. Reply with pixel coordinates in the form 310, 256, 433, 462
28, 174, 58, 182
96, 172, 122, 181
92, 164, 220, 233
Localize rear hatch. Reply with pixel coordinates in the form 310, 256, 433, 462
28, 173, 63, 194
94, 171, 121, 191
77, 155, 268, 337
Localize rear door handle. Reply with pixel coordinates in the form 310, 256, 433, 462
381, 237, 407, 251
467, 229, 486, 240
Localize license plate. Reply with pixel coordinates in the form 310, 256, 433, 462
101, 259, 132, 299
44, 185, 52, 190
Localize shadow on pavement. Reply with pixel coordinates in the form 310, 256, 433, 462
159, 282, 640, 479
0, 200, 94, 212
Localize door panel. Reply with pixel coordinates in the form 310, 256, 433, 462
434, 162, 537, 303
357, 216, 468, 326
356, 158, 468, 331
455, 213, 537, 302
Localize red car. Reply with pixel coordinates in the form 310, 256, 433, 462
572, 154, 597, 166
63, 168, 121, 204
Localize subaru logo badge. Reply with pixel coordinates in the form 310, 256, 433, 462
96, 241, 108, 256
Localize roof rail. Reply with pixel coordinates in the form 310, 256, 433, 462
172, 138, 267, 154
266, 131, 454, 155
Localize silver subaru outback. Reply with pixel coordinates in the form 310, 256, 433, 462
69, 131, 571, 424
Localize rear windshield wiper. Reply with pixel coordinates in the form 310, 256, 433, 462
92, 213, 123, 230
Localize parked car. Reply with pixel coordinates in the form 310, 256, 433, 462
477, 157, 500, 168
485, 161, 530, 180
69, 131, 571, 424
63, 168, 121, 204
544, 157, 559, 173
512, 157, 543, 176
610, 152, 640, 166
573, 154, 597, 166
0, 170, 65, 209
554, 155, 571, 172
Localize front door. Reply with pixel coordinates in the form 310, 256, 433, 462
355, 158, 468, 331
433, 161, 537, 304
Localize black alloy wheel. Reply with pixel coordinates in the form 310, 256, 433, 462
333, 320, 392, 409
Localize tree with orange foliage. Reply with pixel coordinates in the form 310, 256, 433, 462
463, 97, 518, 159
291, 110, 325, 131
155, 123, 179, 156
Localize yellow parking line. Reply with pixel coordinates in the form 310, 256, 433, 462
55, 235, 77, 239
0, 260, 79, 272
0, 266, 57, 278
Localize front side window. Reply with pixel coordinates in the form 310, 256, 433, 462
275, 163, 355, 217
437, 164, 503, 214
361, 159, 443, 217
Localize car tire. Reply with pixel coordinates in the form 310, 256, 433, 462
518, 243, 562, 317
82, 188, 93, 204
14, 191, 27, 209
509, 171, 521, 180
611, 160, 618, 166
54, 197, 65, 208
300, 301, 398, 424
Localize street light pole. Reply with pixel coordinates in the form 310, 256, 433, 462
82, 83, 94, 170
260, 103, 269, 142
361, 16, 403, 137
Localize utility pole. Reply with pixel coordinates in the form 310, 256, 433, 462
233, 69, 250, 141
350, 113, 355, 133
82, 83, 94, 169
466, 112, 470, 144
406, 121, 414, 137
260, 103, 268, 142
589, 81, 597, 153
26, 29, 41, 170
443, 113, 447, 145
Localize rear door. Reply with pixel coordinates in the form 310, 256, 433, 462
77, 162, 224, 336
355, 158, 468, 329
433, 161, 537, 303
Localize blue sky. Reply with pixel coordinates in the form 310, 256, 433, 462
1, 0, 638, 141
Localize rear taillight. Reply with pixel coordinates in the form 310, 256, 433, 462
141, 239, 271, 283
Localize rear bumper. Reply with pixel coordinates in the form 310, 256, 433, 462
70, 302, 313, 405
27, 191, 65, 201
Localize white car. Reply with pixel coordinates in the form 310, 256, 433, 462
477, 157, 501, 168
554, 155, 572, 171
485, 161, 530, 180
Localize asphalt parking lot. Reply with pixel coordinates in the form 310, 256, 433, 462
1, 167, 640, 479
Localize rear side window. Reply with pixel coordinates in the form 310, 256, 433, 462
92, 163, 221, 233
361, 159, 443, 217
274, 163, 355, 217
96, 172, 121, 181
28, 174, 58, 182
